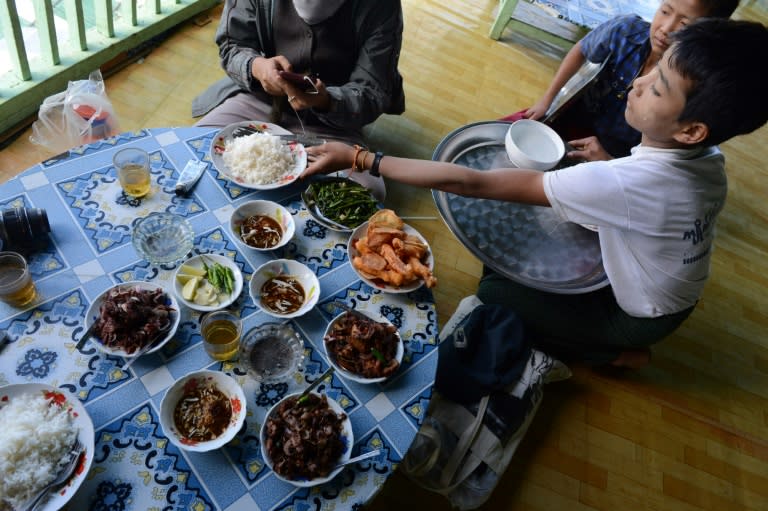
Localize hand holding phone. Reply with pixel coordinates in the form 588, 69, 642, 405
278, 71, 319, 94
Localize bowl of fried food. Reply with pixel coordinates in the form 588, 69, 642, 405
260, 391, 352, 487
85, 281, 180, 357
347, 209, 437, 293
248, 259, 320, 318
230, 199, 295, 251
324, 308, 403, 384
159, 370, 246, 452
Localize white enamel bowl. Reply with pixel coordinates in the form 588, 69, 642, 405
248, 259, 320, 319
504, 119, 565, 171
159, 370, 246, 452
230, 200, 295, 252
172, 254, 244, 312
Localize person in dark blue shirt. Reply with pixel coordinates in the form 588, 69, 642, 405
501, 0, 738, 161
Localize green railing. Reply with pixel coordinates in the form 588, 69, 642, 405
0, 0, 218, 136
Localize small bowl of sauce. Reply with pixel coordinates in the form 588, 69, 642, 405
230, 200, 295, 251
249, 259, 320, 319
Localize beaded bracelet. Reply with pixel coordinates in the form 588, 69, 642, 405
357, 149, 370, 172
351, 145, 363, 173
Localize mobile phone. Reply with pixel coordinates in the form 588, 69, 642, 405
278, 71, 319, 94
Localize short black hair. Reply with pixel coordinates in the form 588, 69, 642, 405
697, 0, 740, 18
669, 18, 768, 147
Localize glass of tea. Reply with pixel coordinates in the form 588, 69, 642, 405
200, 310, 242, 361
113, 147, 151, 198
0, 251, 37, 307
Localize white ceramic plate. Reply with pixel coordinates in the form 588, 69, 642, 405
159, 370, 247, 452
173, 254, 244, 312
84, 281, 180, 357
0, 383, 95, 511
260, 392, 352, 487
347, 221, 434, 294
300, 176, 381, 232
209, 121, 307, 190
323, 309, 403, 384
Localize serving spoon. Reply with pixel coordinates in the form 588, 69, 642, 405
335, 449, 382, 469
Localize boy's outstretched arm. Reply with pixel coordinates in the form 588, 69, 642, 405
303, 142, 550, 206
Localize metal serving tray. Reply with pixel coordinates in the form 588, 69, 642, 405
431, 121, 608, 294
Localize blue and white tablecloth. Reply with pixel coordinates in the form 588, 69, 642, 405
0, 127, 439, 511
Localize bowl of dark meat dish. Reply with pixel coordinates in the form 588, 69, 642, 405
230, 199, 295, 251
260, 391, 352, 486
324, 309, 403, 384
248, 259, 320, 319
84, 281, 180, 357
159, 370, 246, 452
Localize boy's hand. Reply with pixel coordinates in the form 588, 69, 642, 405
303, 142, 355, 178
567, 136, 613, 161
524, 97, 553, 120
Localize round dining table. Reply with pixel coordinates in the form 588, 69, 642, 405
0, 127, 439, 510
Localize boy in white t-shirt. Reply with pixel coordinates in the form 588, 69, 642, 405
300, 19, 768, 368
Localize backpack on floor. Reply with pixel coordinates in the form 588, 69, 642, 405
401, 295, 571, 510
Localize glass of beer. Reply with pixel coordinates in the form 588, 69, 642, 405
0, 252, 37, 307
200, 310, 242, 361
114, 147, 151, 198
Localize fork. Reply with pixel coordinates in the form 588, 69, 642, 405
24, 439, 83, 511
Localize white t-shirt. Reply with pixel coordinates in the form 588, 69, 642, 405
542, 145, 726, 317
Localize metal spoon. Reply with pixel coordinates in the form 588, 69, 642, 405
335, 449, 381, 469
299, 366, 335, 400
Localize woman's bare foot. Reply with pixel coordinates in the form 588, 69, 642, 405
610, 348, 651, 370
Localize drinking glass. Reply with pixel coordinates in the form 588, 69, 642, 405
0, 252, 37, 307
200, 311, 242, 361
114, 147, 151, 197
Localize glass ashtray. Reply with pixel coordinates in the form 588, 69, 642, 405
132, 212, 194, 264
239, 323, 305, 383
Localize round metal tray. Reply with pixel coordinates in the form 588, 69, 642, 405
431, 121, 608, 294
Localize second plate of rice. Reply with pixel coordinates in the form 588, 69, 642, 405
210, 121, 307, 190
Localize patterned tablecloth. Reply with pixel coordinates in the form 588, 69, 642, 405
0, 127, 439, 511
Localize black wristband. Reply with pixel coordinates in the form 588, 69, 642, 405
370, 151, 384, 177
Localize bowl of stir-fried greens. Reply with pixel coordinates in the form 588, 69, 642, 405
301, 177, 380, 231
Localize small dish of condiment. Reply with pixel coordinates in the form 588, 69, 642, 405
248, 259, 319, 319
159, 370, 246, 452
230, 200, 295, 252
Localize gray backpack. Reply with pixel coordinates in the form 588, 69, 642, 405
401, 295, 571, 509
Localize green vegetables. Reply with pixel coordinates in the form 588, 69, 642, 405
305, 180, 379, 228
202, 257, 235, 295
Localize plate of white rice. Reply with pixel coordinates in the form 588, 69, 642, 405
210, 121, 307, 190
0, 383, 94, 511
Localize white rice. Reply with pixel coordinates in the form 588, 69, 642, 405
0, 392, 78, 509
222, 132, 294, 184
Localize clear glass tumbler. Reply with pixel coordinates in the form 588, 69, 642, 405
0, 251, 37, 307
114, 147, 151, 198
200, 310, 242, 361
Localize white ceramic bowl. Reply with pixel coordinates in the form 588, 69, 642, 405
504, 119, 565, 170
85, 281, 180, 357
230, 200, 295, 251
323, 310, 403, 384
248, 259, 320, 319
347, 221, 434, 294
260, 392, 353, 487
159, 370, 246, 452
173, 254, 244, 312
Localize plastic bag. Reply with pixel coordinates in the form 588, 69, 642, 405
30, 69, 120, 153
